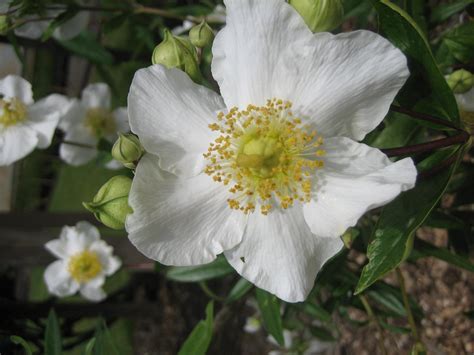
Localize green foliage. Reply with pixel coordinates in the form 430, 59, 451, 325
226, 278, 253, 303
45, 309, 62, 355
166, 255, 234, 282
255, 288, 285, 346
178, 302, 214, 355
10, 335, 33, 355
57, 31, 115, 65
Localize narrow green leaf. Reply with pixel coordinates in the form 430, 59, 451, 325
424, 210, 466, 230
379, 320, 410, 334
372, 0, 460, 123
294, 302, 332, 323
10, 335, 33, 355
45, 309, 61, 355
442, 22, 474, 64
93, 319, 121, 355
178, 302, 214, 355
57, 31, 115, 65
255, 288, 285, 346
355, 148, 463, 294
83, 338, 96, 355
226, 278, 253, 303
430, 0, 473, 23
166, 256, 233, 282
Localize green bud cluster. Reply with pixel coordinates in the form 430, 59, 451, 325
83, 176, 133, 230
446, 69, 474, 94
189, 21, 214, 48
111, 133, 144, 169
289, 0, 344, 33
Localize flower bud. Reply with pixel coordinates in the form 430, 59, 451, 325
446, 69, 474, 94
289, 0, 344, 33
111, 133, 144, 169
83, 176, 133, 230
189, 21, 214, 48
152, 29, 202, 83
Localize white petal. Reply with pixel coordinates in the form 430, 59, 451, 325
81, 83, 111, 109
59, 125, 98, 166
44, 260, 79, 297
58, 99, 86, 131
53, 11, 89, 40
45, 238, 69, 259
303, 137, 417, 238
128, 65, 225, 177
225, 206, 343, 302
89, 240, 121, 276
126, 154, 246, 266
26, 94, 70, 148
14, 18, 49, 39
0, 125, 38, 166
455, 87, 474, 112
213, 0, 408, 140
58, 221, 101, 256
80, 286, 106, 302
0, 75, 33, 104
0, 44, 22, 77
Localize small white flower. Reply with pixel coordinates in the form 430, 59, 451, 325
44, 221, 121, 302
0, 75, 69, 166
58, 83, 129, 167
126, 0, 417, 302
0, 43, 22, 78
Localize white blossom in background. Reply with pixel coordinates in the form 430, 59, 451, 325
126, 0, 417, 302
0, 75, 70, 166
44, 221, 121, 302
58, 83, 129, 168
0, 43, 22, 78
455, 86, 474, 114
172, 4, 226, 35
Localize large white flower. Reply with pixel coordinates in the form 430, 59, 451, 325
0, 75, 69, 166
58, 83, 129, 167
44, 221, 121, 302
126, 0, 417, 302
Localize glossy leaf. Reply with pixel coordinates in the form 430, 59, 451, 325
166, 256, 234, 282
255, 288, 285, 346
178, 302, 214, 355
45, 309, 61, 355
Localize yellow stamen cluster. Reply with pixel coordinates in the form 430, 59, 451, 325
84, 108, 116, 138
204, 99, 325, 215
0, 98, 27, 127
68, 250, 102, 283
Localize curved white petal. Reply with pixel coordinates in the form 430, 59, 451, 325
59, 125, 98, 166
455, 87, 474, 112
225, 206, 343, 302
56, 221, 101, 257
0, 75, 33, 104
53, 11, 90, 40
213, 0, 409, 140
128, 65, 225, 177
45, 239, 68, 259
126, 154, 246, 266
14, 19, 49, 40
27, 94, 71, 148
303, 137, 417, 238
80, 285, 106, 302
0, 125, 38, 166
44, 260, 80, 297
81, 83, 111, 109
89, 240, 121, 276
0, 44, 22, 77
58, 99, 86, 131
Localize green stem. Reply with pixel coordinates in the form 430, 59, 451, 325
199, 281, 226, 302
359, 294, 388, 355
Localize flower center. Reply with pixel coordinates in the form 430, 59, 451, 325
68, 250, 102, 283
84, 108, 116, 138
0, 98, 27, 127
204, 99, 325, 215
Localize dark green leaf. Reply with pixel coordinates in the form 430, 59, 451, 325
355, 148, 463, 294
93, 320, 121, 355
309, 326, 336, 342
367, 112, 420, 149
226, 278, 253, 303
379, 320, 411, 334
10, 335, 33, 355
294, 302, 332, 323
255, 288, 285, 346
424, 210, 466, 230
178, 302, 214, 355
57, 31, 115, 65
45, 309, 61, 355
430, 0, 473, 23
166, 255, 234, 282
372, 0, 460, 124
83, 338, 96, 355
442, 22, 474, 64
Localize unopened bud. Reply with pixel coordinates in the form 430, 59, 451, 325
447, 69, 474, 94
111, 133, 144, 169
83, 176, 133, 230
152, 29, 201, 83
189, 21, 214, 48
289, 0, 344, 33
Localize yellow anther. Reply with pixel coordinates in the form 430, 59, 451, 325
68, 250, 102, 283
0, 98, 28, 127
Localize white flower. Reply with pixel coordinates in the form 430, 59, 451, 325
0, 43, 22, 78
126, 0, 417, 302
455, 86, 474, 113
0, 75, 69, 166
58, 83, 129, 167
44, 221, 121, 302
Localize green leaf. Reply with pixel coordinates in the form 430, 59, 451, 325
309, 326, 336, 342
442, 22, 474, 64
379, 320, 410, 334
255, 288, 285, 346
166, 255, 234, 282
367, 112, 420, 149
42, 5, 80, 41
372, 0, 460, 124
93, 320, 121, 355
10, 335, 33, 355
355, 148, 464, 294
178, 302, 214, 355
57, 31, 115, 65
424, 210, 466, 230
45, 309, 61, 355
226, 278, 253, 303
83, 338, 96, 355
430, 0, 473, 23
411, 239, 474, 273
294, 302, 332, 323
